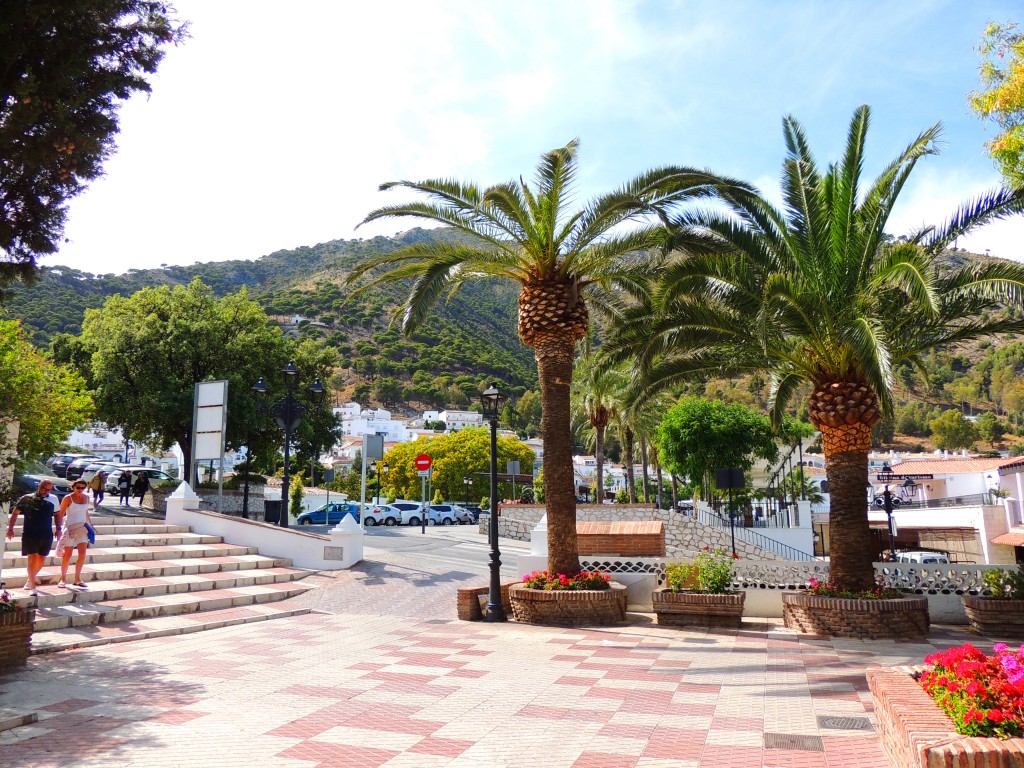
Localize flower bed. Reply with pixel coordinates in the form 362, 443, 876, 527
869, 642, 1024, 767
653, 548, 745, 628
509, 572, 626, 626
0, 590, 34, 669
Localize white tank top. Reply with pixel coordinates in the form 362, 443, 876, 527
64, 498, 90, 527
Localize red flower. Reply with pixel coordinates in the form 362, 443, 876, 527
987, 709, 1005, 723
964, 709, 985, 723
967, 681, 987, 696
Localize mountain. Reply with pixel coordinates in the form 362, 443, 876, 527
0, 229, 539, 403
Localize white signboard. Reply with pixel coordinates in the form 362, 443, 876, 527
191, 381, 229, 501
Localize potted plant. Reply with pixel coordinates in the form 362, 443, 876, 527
652, 547, 745, 628
0, 589, 34, 670
783, 576, 929, 639
509, 570, 627, 626
962, 567, 1024, 636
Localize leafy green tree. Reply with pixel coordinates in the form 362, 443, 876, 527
75, 278, 331, 481
605, 106, 1024, 591
656, 398, 779, 500
0, 2, 187, 284
382, 428, 535, 504
348, 139, 745, 575
977, 411, 1005, 447
0, 320, 92, 486
289, 476, 304, 518
970, 22, 1024, 187
929, 409, 980, 450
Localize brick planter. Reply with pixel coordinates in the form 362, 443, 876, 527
782, 592, 929, 639
962, 595, 1024, 637
456, 583, 515, 621
652, 589, 745, 628
509, 582, 628, 626
868, 665, 1024, 767
0, 609, 35, 669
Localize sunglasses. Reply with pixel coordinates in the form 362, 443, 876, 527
74, 484, 87, 489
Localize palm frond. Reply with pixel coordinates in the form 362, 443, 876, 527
922, 186, 1024, 250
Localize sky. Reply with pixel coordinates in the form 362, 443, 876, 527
49, 0, 1024, 274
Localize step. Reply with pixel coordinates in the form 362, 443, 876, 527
30, 600, 313, 654
8, 566, 311, 608
7, 523, 192, 536
31, 581, 317, 631
1, 552, 293, 589
2, 542, 259, 570
3, 531, 223, 552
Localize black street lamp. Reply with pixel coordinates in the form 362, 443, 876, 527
369, 460, 389, 504
463, 476, 472, 506
481, 382, 507, 622
253, 362, 325, 528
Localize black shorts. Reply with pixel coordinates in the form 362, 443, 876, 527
21, 532, 53, 557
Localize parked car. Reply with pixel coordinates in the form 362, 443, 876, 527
296, 501, 360, 526
105, 467, 180, 494
361, 504, 395, 526
47, 453, 101, 478
460, 504, 484, 523
14, 462, 72, 501
80, 461, 122, 483
429, 504, 472, 525
895, 550, 950, 564
390, 500, 429, 526
64, 455, 108, 480
366, 504, 403, 526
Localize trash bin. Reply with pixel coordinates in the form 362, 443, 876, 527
264, 499, 282, 524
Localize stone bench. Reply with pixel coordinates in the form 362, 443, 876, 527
576, 520, 665, 557
456, 583, 515, 621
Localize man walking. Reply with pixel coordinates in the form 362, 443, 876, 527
6, 480, 63, 596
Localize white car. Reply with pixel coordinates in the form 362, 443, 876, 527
428, 504, 470, 525
361, 504, 395, 526
390, 500, 429, 526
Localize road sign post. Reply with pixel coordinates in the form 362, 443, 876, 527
415, 454, 432, 534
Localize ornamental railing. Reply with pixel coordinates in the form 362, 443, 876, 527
693, 509, 820, 561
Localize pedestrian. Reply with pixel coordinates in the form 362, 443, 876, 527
56, 479, 93, 589
133, 471, 150, 507
118, 470, 132, 506
6, 480, 62, 596
87, 470, 106, 510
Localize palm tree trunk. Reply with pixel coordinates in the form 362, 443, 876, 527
655, 461, 664, 510
639, 437, 650, 503
595, 425, 605, 505
536, 340, 580, 576
823, 444, 876, 592
623, 427, 636, 503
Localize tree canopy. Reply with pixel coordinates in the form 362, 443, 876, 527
68, 278, 337, 480
0, 319, 92, 483
655, 397, 779, 499
970, 21, 1024, 187
0, 1, 187, 285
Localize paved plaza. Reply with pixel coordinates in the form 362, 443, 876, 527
0, 536, 992, 768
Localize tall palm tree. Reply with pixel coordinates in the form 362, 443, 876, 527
604, 106, 1024, 591
348, 140, 748, 575
571, 352, 628, 504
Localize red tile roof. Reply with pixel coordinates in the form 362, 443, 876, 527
890, 457, 1024, 475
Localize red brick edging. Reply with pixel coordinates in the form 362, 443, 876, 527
0, 609, 34, 669
782, 592, 929, 639
867, 665, 1024, 767
962, 595, 1024, 638
509, 582, 628, 626
652, 589, 745, 628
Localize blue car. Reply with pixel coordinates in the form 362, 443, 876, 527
296, 502, 360, 525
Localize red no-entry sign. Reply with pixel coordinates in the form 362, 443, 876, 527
415, 453, 432, 471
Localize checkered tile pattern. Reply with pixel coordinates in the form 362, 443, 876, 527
1, 608, 979, 767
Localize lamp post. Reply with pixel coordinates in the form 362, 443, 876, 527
253, 362, 325, 528
463, 476, 472, 506
481, 382, 507, 622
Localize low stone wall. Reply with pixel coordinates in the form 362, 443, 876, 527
0, 609, 34, 669
196, 487, 267, 518
782, 592, 929, 639
486, 504, 786, 559
868, 665, 1024, 768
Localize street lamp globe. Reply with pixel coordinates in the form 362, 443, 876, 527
480, 383, 507, 421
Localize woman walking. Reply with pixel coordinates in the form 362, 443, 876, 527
118, 470, 133, 506
133, 472, 150, 508
56, 479, 93, 589
87, 470, 107, 510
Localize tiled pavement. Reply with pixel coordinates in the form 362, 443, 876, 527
0, 537, 995, 767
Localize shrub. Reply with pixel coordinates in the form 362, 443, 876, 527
665, 547, 737, 594
983, 568, 1024, 599
521, 570, 611, 591
0, 590, 23, 614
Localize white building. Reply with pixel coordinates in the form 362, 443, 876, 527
332, 403, 408, 442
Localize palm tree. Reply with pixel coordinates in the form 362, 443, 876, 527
571, 352, 628, 505
604, 106, 1024, 591
348, 140, 748, 576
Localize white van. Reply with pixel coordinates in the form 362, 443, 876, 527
895, 551, 950, 564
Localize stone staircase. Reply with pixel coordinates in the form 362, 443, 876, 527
1, 514, 317, 654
